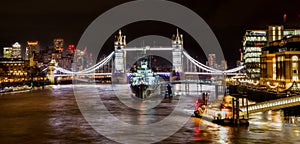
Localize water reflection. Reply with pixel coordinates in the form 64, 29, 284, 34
0, 85, 300, 144
218, 127, 229, 144
136, 103, 157, 125
193, 118, 201, 141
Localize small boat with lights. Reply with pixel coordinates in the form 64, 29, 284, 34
194, 94, 249, 125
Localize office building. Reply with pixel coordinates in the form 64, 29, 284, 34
54, 39, 64, 52
260, 35, 300, 89
12, 42, 22, 59
3, 47, 13, 59
25, 41, 39, 60
243, 30, 268, 79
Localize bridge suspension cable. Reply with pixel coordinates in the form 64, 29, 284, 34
183, 50, 245, 73
52, 50, 244, 75
54, 52, 115, 74
78, 52, 115, 73
183, 51, 222, 72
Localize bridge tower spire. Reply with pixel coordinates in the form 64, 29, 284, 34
114, 29, 126, 73
172, 28, 184, 73
113, 29, 127, 83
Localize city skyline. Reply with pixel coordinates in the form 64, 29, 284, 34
1, 0, 300, 68
1, 1, 300, 143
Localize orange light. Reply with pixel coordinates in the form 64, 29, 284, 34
27, 41, 39, 45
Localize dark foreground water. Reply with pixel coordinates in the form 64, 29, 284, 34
0, 85, 300, 144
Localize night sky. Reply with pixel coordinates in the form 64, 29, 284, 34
1, 0, 300, 68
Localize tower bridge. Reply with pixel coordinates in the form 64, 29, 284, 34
44, 29, 300, 125
49, 29, 245, 79
48, 29, 245, 101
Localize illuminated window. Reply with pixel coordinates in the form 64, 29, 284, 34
293, 76, 298, 81
292, 56, 298, 61
272, 27, 276, 30
292, 55, 298, 81
277, 56, 285, 61
273, 58, 276, 80
273, 36, 276, 41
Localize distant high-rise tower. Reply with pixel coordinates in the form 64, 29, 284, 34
12, 42, 22, 59
220, 60, 228, 71
3, 47, 12, 58
207, 54, 216, 67
267, 25, 284, 43
243, 30, 267, 79
25, 41, 39, 60
54, 39, 64, 52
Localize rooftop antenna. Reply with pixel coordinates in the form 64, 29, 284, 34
283, 13, 287, 24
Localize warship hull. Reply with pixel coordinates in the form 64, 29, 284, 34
130, 84, 152, 99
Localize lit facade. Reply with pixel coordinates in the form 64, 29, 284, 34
54, 39, 64, 52
243, 30, 268, 79
0, 58, 29, 83
3, 47, 12, 58
12, 42, 22, 59
52, 39, 65, 69
25, 41, 39, 60
267, 25, 284, 43
260, 35, 300, 89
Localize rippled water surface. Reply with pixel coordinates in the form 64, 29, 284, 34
0, 84, 299, 144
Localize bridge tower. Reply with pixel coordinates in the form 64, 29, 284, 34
47, 59, 57, 84
172, 29, 184, 73
171, 29, 184, 81
112, 30, 127, 83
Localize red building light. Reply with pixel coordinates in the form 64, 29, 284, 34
68, 44, 75, 50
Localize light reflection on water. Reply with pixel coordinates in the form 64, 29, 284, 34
0, 84, 300, 144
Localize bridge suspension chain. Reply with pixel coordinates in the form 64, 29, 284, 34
54, 52, 115, 74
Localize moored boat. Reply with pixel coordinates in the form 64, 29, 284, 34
130, 59, 159, 99
0, 85, 32, 94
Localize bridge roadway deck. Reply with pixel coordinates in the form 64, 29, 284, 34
54, 71, 244, 77
160, 79, 216, 85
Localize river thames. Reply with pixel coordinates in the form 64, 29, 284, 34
0, 84, 300, 144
